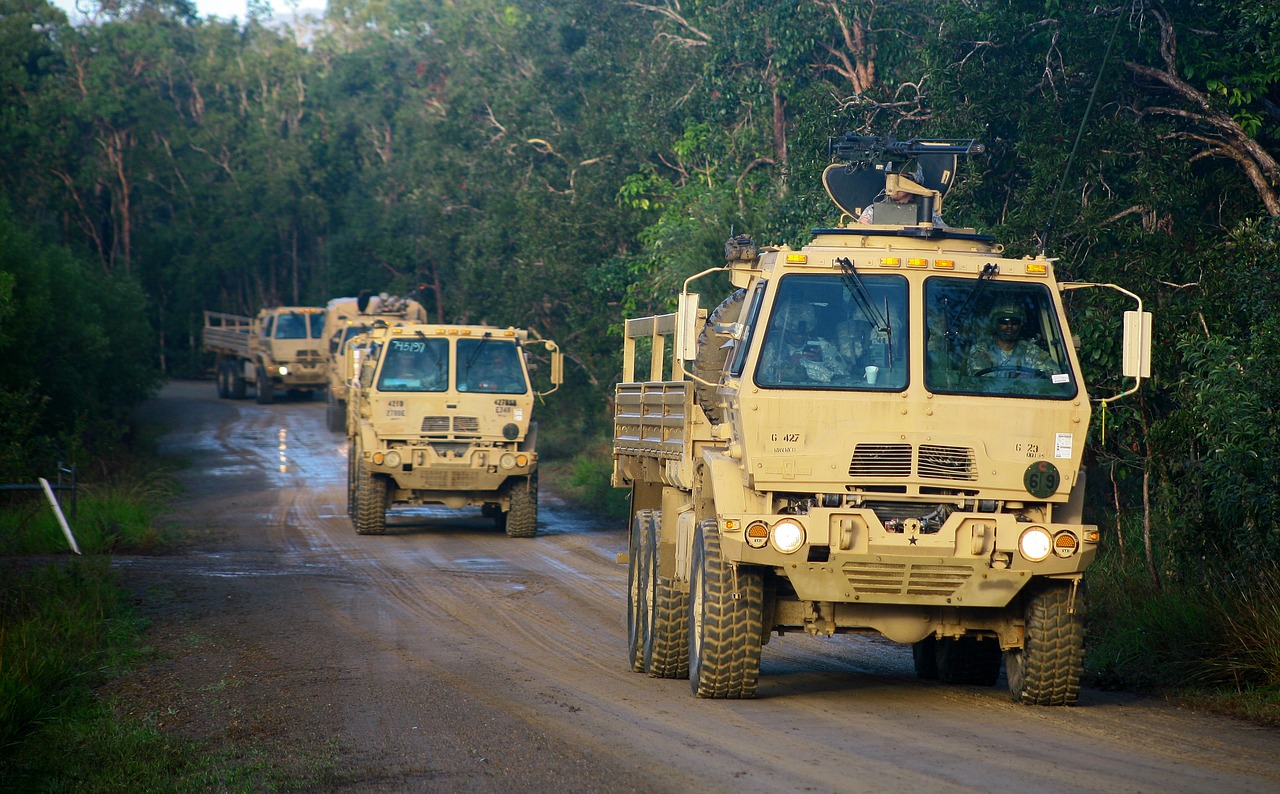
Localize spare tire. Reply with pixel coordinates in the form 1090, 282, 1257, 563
692, 289, 746, 424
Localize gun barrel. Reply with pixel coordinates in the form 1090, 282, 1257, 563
828, 135, 983, 161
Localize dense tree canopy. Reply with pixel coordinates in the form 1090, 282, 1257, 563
1, 0, 1278, 577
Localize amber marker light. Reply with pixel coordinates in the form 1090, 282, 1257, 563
879, 257, 901, 268
934, 259, 955, 269
745, 521, 769, 549
1026, 263, 1049, 276
1053, 531, 1079, 558
907, 258, 929, 268
786, 253, 808, 264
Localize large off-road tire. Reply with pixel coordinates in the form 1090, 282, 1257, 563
504, 472, 538, 538
353, 459, 388, 535
627, 510, 656, 673
1006, 581, 1086, 705
230, 368, 247, 400
937, 636, 1003, 686
912, 636, 940, 680
216, 364, 230, 399
692, 289, 747, 424
646, 564, 690, 679
346, 440, 358, 520
326, 391, 346, 432
688, 518, 763, 698
255, 366, 274, 404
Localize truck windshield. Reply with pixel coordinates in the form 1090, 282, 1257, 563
310, 313, 325, 339
274, 312, 309, 340
457, 339, 528, 394
377, 338, 448, 392
754, 273, 908, 390
925, 277, 1077, 399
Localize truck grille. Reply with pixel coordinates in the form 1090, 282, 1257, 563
422, 416, 450, 433
841, 561, 974, 597
917, 445, 976, 481
848, 443, 977, 481
848, 444, 912, 477
420, 416, 480, 435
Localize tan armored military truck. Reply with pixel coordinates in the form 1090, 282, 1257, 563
347, 322, 563, 537
204, 306, 327, 403
323, 293, 429, 431
615, 135, 1152, 705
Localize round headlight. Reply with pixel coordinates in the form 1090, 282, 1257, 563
503, 423, 520, 440
772, 519, 806, 554
384, 451, 401, 468
278, 365, 290, 376
1019, 527, 1052, 561
500, 453, 517, 469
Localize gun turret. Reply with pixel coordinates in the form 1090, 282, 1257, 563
822, 134, 985, 226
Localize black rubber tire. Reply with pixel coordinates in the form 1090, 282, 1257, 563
353, 459, 387, 535
255, 366, 274, 404
937, 636, 1003, 686
216, 364, 230, 398
692, 289, 746, 424
912, 636, 940, 680
230, 368, 247, 400
346, 440, 358, 519
688, 518, 763, 698
504, 472, 538, 538
326, 391, 345, 432
627, 510, 655, 673
1006, 581, 1086, 705
645, 513, 689, 679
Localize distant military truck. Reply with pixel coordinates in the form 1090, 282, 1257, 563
323, 292, 429, 432
203, 306, 327, 403
347, 322, 562, 537
614, 135, 1152, 705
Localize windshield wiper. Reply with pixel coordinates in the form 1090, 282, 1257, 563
838, 257, 896, 369
464, 332, 492, 372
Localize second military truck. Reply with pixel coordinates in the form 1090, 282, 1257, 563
204, 306, 327, 403
614, 135, 1151, 705
347, 322, 562, 537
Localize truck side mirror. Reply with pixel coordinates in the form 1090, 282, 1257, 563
675, 293, 700, 363
1122, 310, 1152, 379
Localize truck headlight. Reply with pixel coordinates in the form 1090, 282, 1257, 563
500, 453, 516, 469
278, 365, 290, 376
772, 519, 805, 554
1018, 527, 1052, 561
384, 451, 401, 468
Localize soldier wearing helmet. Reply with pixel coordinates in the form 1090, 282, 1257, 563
965, 304, 1059, 378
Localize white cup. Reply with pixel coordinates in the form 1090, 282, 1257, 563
864, 365, 879, 384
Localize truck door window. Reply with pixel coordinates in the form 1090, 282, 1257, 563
309, 313, 325, 339
457, 339, 528, 394
925, 277, 1077, 399
275, 313, 308, 340
754, 273, 908, 391
377, 338, 448, 392
728, 282, 767, 378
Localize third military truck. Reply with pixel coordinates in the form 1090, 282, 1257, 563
614, 135, 1151, 704
347, 322, 562, 537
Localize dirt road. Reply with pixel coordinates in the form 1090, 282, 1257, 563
109, 381, 1280, 792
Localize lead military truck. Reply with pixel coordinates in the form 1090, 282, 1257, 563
204, 306, 327, 403
614, 135, 1151, 704
347, 322, 563, 537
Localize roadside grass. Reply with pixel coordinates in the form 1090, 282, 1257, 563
1087, 549, 1280, 726
0, 468, 318, 789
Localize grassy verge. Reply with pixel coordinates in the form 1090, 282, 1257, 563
0, 469, 311, 789
1086, 550, 1280, 725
